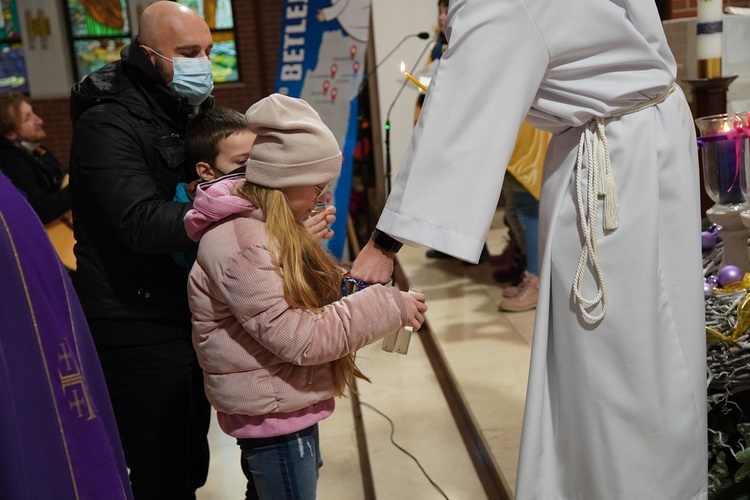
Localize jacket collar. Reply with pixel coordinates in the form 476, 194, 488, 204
70, 38, 214, 128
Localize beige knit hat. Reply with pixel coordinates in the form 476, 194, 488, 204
244, 94, 342, 188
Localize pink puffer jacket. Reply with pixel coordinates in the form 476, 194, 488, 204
185, 177, 405, 416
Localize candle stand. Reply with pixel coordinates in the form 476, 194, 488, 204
709, 205, 750, 271
687, 76, 737, 121
696, 112, 750, 272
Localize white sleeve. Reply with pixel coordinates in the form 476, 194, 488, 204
377, 0, 548, 262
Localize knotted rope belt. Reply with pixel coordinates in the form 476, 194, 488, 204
573, 82, 677, 323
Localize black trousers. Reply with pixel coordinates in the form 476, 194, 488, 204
90, 319, 211, 500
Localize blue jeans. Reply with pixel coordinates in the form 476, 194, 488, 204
238, 424, 323, 500
513, 191, 540, 275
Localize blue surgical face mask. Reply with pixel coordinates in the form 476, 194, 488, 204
149, 48, 214, 106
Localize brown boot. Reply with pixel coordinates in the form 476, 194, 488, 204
498, 272, 538, 312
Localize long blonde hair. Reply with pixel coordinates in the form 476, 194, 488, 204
235, 181, 369, 395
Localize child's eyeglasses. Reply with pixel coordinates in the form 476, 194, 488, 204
314, 181, 332, 201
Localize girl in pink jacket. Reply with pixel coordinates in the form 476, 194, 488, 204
185, 94, 427, 499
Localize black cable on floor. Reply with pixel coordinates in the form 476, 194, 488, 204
359, 400, 450, 500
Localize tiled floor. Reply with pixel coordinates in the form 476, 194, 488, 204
197, 209, 535, 499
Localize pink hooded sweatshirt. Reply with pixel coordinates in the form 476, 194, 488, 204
184, 176, 406, 438
185, 175, 254, 242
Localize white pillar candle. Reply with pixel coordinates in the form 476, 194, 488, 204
697, 0, 724, 60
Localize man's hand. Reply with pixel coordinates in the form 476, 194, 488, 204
350, 237, 395, 284
304, 206, 336, 240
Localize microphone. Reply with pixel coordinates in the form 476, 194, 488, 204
366, 32, 430, 78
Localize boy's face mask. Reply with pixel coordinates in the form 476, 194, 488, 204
149, 48, 214, 106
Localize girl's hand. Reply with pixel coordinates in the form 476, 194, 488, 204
400, 289, 427, 331
304, 205, 336, 240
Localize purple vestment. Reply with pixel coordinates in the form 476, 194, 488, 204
0, 172, 133, 499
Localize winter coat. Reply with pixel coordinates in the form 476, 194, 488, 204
69, 38, 213, 334
0, 140, 71, 224
186, 177, 405, 416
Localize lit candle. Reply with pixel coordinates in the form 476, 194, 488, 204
698, 119, 745, 205
400, 61, 428, 92
696, 0, 723, 78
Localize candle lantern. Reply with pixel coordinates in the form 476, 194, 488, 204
696, 113, 749, 205
696, 112, 750, 271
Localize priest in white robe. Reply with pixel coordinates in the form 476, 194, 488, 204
351, 0, 707, 499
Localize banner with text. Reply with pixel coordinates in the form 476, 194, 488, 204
275, 0, 370, 259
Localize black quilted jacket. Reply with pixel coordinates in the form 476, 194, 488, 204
69, 38, 213, 333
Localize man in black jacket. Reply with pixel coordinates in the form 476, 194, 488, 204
0, 92, 71, 224
69, 2, 215, 498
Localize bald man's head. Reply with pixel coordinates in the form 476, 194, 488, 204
137, 1, 213, 86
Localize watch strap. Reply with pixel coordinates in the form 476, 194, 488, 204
371, 228, 403, 253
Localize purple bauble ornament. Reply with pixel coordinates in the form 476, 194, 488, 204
706, 275, 720, 288
704, 281, 714, 297
717, 265, 745, 286
702, 231, 718, 252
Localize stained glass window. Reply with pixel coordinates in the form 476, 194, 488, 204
0, 0, 28, 94
175, 0, 239, 83
65, 0, 131, 81
64, 0, 239, 84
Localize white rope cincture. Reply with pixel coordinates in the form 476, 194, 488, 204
572, 83, 676, 323
573, 119, 609, 323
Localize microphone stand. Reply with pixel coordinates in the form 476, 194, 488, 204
385, 82, 407, 195
367, 32, 429, 79
384, 38, 435, 196
358, 32, 429, 96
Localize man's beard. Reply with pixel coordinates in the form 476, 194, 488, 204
153, 56, 173, 86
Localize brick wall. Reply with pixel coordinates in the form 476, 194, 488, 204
32, 0, 283, 167
672, 0, 750, 19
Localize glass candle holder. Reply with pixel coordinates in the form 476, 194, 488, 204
695, 112, 750, 206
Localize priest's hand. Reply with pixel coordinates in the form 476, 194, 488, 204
350, 237, 395, 284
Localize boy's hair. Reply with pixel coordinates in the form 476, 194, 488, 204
438, 0, 448, 8
0, 92, 29, 137
185, 107, 250, 168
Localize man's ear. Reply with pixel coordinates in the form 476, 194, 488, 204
196, 161, 216, 182
139, 44, 157, 66
5, 132, 17, 142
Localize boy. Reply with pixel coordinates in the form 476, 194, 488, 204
175, 108, 336, 268
172, 107, 254, 268
177, 107, 255, 202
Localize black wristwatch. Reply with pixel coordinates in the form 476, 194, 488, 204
371, 228, 403, 253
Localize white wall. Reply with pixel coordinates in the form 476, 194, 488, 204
723, 13, 750, 114
20, 0, 75, 97
371, 0, 439, 194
